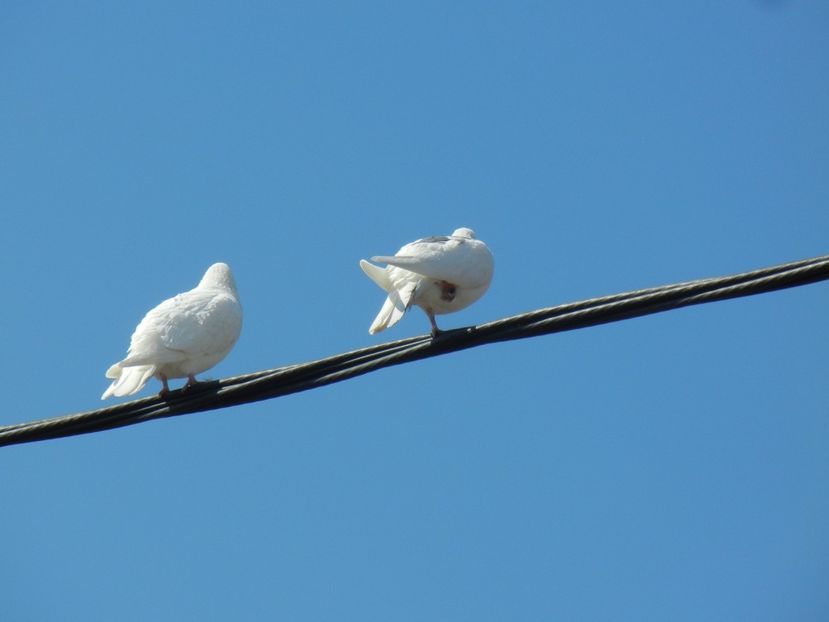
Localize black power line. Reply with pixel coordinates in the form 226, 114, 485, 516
1, 253, 827, 448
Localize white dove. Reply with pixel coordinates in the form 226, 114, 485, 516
101, 262, 243, 399
360, 227, 494, 336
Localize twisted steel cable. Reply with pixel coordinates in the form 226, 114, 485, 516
1, 253, 827, 448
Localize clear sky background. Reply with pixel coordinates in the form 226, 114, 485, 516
1, 2, 827, 620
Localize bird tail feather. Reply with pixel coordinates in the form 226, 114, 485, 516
359, 259, 392, 291
101, 364, 157, 400
369, 298, 405, 334
368, 282, 417, 334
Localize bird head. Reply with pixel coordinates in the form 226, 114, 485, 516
452, 227, 476, 239
199, 263, 238, 293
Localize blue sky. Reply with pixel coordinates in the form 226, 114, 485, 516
1, 1, 827, 620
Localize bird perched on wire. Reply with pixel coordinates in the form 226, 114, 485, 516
360, 227, 494, 336
101, 262, 243, 399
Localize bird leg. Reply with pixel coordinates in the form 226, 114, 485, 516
427, 311, 441, 337
183, 375, 199, 390
158, 373, 170, 396
427, 280, 457, 337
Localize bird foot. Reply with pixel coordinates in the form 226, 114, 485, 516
158, 374, 171, 397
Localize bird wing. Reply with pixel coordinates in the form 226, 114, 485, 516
120, 290, 241, 366
373, 236, 489, 286
159, 291, 242, 355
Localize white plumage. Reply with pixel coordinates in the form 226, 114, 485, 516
360, 227, 494, 335
101, 263, 243, 399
